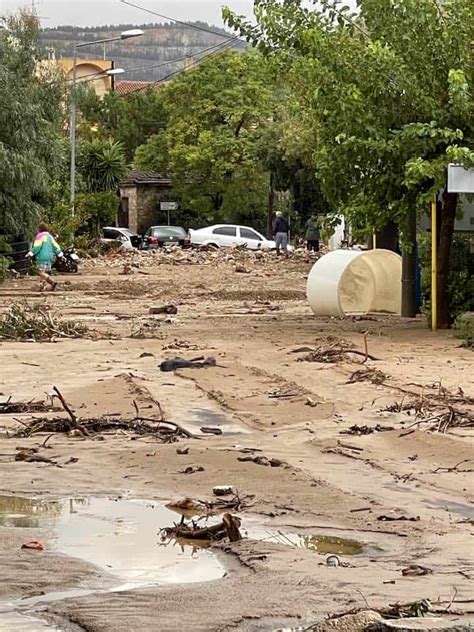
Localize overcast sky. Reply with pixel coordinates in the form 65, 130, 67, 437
1, 0, 256, 28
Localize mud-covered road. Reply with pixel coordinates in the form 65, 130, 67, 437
0, 249, 472, 631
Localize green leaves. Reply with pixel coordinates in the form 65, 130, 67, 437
77, 139, 127, 193
0, 14, 66, 238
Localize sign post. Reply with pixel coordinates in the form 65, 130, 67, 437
160, 201, 179, 226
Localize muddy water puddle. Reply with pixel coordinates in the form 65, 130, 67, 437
0, 494, 226, 629
0, 495, 224, 588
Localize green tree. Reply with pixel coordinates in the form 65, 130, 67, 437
135, 50, 278, 228
77, 139, 127, 193
0, 13, 65, 240
225, 0, 473, 327
77, 86, 167, 162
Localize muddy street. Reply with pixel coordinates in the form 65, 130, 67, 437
0, 250, 473, 631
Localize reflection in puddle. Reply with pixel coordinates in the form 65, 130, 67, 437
253, 530, 364, 555
0, 495, 225, 587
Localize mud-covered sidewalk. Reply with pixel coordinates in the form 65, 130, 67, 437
0, 250, 472, 631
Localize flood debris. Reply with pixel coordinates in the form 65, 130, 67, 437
0, 302, 89, 341
149, 304, 178, 315
21, 540, 44, 551
237, 454, 288, 467
377, 514, 420, 522
181, 465, 205, 474
0, 397, 58, 415
15, 448, 58, 466
160, 356, 217, 372
347, 367, 389, 385
168, 491, 254, 514
401, 564, 433, 576
130, 318, 163, 339
160, 512, 242, 542
341, 424, 393, 435
11, 386, 194, 443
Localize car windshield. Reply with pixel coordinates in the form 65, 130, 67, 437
152, 227, 186, 237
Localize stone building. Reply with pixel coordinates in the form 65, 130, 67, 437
118, 171, 172, 234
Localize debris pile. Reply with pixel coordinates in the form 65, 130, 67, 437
11, 386, 193, 443
384, 383, 474, 433
0, 302, 89, 341
160, 512, 242, 542
82, 243, 323, 271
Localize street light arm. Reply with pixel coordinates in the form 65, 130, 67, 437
75, 35, 123, 48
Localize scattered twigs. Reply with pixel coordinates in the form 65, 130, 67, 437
432, 459, 474, 473
347, 367, 389, 385
0, 398, 59, 415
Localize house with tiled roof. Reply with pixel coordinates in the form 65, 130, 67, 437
114, 80, 167, 96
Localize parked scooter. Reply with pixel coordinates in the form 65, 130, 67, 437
53, 247, 80, 274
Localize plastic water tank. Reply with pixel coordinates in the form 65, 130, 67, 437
307, 249, 402, 317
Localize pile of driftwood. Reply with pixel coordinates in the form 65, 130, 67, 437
384, 383, 474, 433
161, 513, 242, 543
0, 302, 88, 341
295, 334, 378, 365
12, 386, 193, 442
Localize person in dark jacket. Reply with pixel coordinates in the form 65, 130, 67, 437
305, 214, 320, 252
272, 211, 289, 255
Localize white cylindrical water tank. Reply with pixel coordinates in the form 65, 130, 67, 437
307, 249, 402, 317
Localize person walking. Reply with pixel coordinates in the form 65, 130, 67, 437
305, 214, 320, 252
26, 223, 63, 291
272, 211, 289, 256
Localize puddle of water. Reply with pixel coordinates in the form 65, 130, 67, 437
430, 499, 474, 520
0, 610, 64, 631
0, 495, 225, 588
253, 530, 363, 555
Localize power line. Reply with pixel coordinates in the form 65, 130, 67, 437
122, 38, 236, 95
119, 0, 247, 43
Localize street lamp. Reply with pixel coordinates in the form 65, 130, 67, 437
69, 29, 143, 218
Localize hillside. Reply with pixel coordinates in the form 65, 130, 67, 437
40, 22, 245, 82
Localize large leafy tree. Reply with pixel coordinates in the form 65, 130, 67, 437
225, 0, 473, 327
0, 13, 65, 239
135, 50, 278, 228
77, 87, 167, 162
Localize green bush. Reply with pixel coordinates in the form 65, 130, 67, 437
419, 233, 474, 325
454, 312, 474, 348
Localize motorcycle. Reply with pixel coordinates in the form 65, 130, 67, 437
54, 247, 80, 274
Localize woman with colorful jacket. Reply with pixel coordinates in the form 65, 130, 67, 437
27, 223, 63, 291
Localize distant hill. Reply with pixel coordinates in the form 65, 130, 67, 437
40, 22, 245, 82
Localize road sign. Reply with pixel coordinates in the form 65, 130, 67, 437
160, 201, 178, 211
447, 164, 474, 193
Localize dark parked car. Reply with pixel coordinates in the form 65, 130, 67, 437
142, 226, 191, 249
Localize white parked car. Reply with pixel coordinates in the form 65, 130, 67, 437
101, 227, 142, 250
190, 224, 293, 251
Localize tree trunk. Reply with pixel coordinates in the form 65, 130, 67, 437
267, 171, 275, 239
401, 209, 417, 318
436, 191, 457, 329
377, 221, 400, 253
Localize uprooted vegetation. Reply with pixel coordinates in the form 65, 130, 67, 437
384, 383, 474, 433
0, 302, 89, 341
11, 386, 193, 442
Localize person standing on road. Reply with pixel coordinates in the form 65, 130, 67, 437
272, 211, 289, 256
26, 223, 63, 291
305, 214, 320, 252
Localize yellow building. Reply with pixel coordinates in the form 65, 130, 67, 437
57, 58, 115, 97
